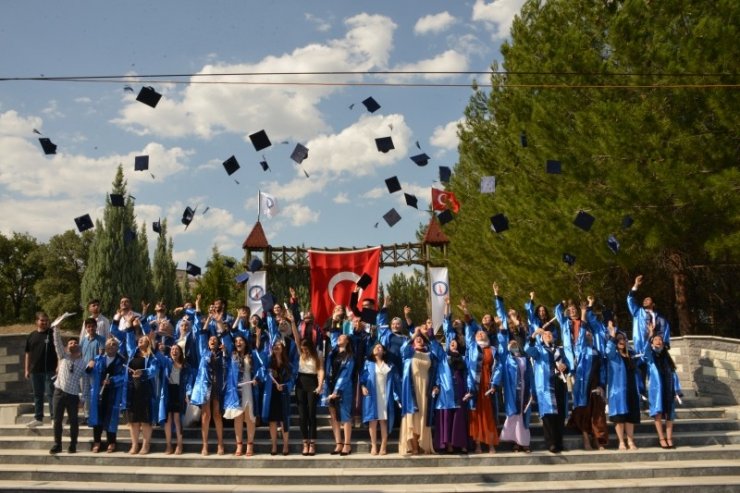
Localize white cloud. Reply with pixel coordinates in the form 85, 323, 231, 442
305, 12, 332, 32
333, 193, 350, 204
0, 110, 43, 137
41, 100, 64, 118
282, 203, 320, 226
472, 0, 527, 40
430, 118, 464, 150
414, 12, 456, 35
363, 187, 384, 199
172, 248, 197, 266
385, 50, 469, 83
112, 14, 398, 142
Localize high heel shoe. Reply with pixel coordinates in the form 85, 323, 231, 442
340, 443, 352, 456
245, 442, 254, 457
330, 442, 343, 455
302, 440, 309, 456
308, 441, 316, 456
235, 441, 244, 456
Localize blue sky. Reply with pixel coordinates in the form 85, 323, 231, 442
0, 0, 525, 278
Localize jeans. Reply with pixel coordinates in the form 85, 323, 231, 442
30, 372, 55, 421
52, 388, 79, 447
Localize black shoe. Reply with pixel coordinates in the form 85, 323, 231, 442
68, 444, 77, 454
49, 444, 62, 455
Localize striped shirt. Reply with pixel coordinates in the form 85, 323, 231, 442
52, 326, 87, 396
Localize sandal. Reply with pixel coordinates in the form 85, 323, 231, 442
235, 442, 243, 456
302, 440, 309, 456
308, 441, 316, 456
627, 439, 638, 450
106, 443, 116, 454
91, 443, 101, 453
331, 442, 342, 455
245, 442, 254, 457
659, 438, 669, 449
666, 439, 676, 449
618, 441, 627, 451
340, 443, 352, 456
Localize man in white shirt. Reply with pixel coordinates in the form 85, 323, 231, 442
79, 299, 111, 341
50, 320, 87, 454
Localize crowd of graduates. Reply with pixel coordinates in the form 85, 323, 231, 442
25, 275, 683, 456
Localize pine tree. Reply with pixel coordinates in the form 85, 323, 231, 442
80, 165, 154, 316
151, 219, 179, 311
194, 246, 233, 308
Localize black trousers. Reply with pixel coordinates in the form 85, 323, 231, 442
542, 377, 567, 450
295, 373, 319, 440
93, 426, 116, 445
52, 388, 79, 446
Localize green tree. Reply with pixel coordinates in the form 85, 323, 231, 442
151, 220, 179, 311
0, 232, 44, 321
193, 246, 233, 309
34, 230, 92, 326
383, 270, 428, 324
448, 0, 739, 335
80, 165, 154, 316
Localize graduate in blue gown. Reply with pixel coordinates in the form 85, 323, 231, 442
605, 322, 641, 450
86, 337, 126, 453
643, 325, 682, 449
494, 336, 533, 453
124, 335, 159, 455
323, 334, 355, 455
525, 291, 556, 342
190, 334, 226, 456
159, 343, 192, 455
360, 342, 400, 455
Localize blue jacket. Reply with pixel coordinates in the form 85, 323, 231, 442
360, 360, 400, 428
605, 338, 640, 416
643, 346, 682, 417
321, 349, 355, 423
493, 349, 533, 421
223, 351, 263, 419
156, 357, 193, 424
571, 327, 607, 409
524, 336, 569, 416
190, 349, 226, 407
86, 352, 126, 433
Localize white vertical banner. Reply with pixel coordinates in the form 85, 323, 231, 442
246, 270, 267, 317
259, 191, 279, 218
428, 267, 449, 333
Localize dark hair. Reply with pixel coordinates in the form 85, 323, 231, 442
366, 343, 387, 363
87, 299, 100, 306
270, 341, 289, 370
35, 311, 49, 321
535, 304, 550, 322
214, 298, 227, 310
300, 338, 320, 366
238, 305, 250, 314
170, 344, 185, 365
67, 337, 79, 344
84, 317, 97, 327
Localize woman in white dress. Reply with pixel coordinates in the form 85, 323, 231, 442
361, 343, 399, 455
223, 335, 260, 457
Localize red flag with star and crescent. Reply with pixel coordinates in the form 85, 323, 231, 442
308, 247, 381, 327
431, 188, 460, 213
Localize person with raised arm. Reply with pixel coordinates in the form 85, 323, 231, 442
222, 334, 262, 457
323, 334, 355, 455
86, 337, 125, 453
361, 342, 400, 455
494, 336, 533, 453
605, 320, 641, 450
160, 343, 192, 455
124, 335, 159, 455
190, 334, 226, 456
494, 282, 528, 356
525, 291, 555, 341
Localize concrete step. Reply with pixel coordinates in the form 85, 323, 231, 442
0, 459, 738, 485
1, 430, 738, 454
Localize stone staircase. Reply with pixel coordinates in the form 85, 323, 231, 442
0, 399, 738, 492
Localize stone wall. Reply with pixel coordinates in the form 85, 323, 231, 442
0, 334, 30, 403
670, 336, 740, 406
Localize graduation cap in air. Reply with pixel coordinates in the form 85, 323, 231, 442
259, 159, 270, 172
607, 234, 620, 254
383, 208, 401, 227
622, 215, 634, 229
185, 262, 201, 277
123, 85, 134, 93
546, 160, 562, 174
235, 272, 250, 284
438, 209, 454, 225
136, 86, 162, 108
574, 211, 595, 232
74, 214, 94, 233
260, 292, 276, 313
490, 213, 509, 233
439, 166, 451, 183
224, 258, 236, 269
362, 97, 381, 113
123, 228, 137, 245
290, 143, 309, 164
410, 153, 430, 167
480, 176, 496, 193
249, 130, 271, 152
520, 131, 528, 148
182, 206, 196, 229
248, 256, 263, 272
38, 138, 57, 155
562, 253, 576, 266
385, 176, 401, 194
134, 155, 149, 171
404, 193, 418, 209
223, 155, 240, 176
356, 273, 373, 290
152, 219, 162, 235
375, 137, 394, 153
109, 193, 125, 207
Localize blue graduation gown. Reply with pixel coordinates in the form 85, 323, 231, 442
524, 337, 569, 416
87, 353, 126, 433
223, 350, 263, 419
464, 317, 504, 411
642, 347, 682, 418
156, 357, 193, 424
399, 340, 438, 427
321, 349, 355, 423
627, 289, 671, 355
554, 302, 577, 371
360, 360, 400, 428
493, 349, 533, 422
122, 351, 159, 421
571, 329, 606, 409
605, 338, 640, 416
190, 350, 226, 408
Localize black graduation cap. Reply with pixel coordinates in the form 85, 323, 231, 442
574, 211, 595, 232
290, 143, 309, 164
360, 308, 378, 325
562, 253, 576, 266
202, 206, 210, 215
622, 215, 634, 229
109, 193, 125, 207
134, 155, 149, 171
136, 86, 162, 108
224, 258, 236, 269
223, 155, 240, 176
520, 131, 528, 148
185, 262, 201, 277
248, 256, 263, 272
410, 153, 430, 167
152, 219, 162, 235
38, 138, 57, 155
123, 85, 134, 93
438, 209, 454, 225
385, 176, 401, 194
357, 273, 373, 290
490, 213, 509, 233
235, 272, 250, 284
607, 234, 620, 254
375, 136, 394, 153
362, 97, 381, 113
439, 166, 451, 183
383, 208, 401, 227
123, 228, 137, 245
260, 293, 276, 313
259, 159, 270, 172
546, 160, 562, 174
404, 193, 418, 209
182, 206, 196, 229
74, 214, 94, 233
249, 130, 271, 152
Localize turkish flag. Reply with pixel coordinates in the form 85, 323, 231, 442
308, 247, 381, 326
431, 188, 460, 213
